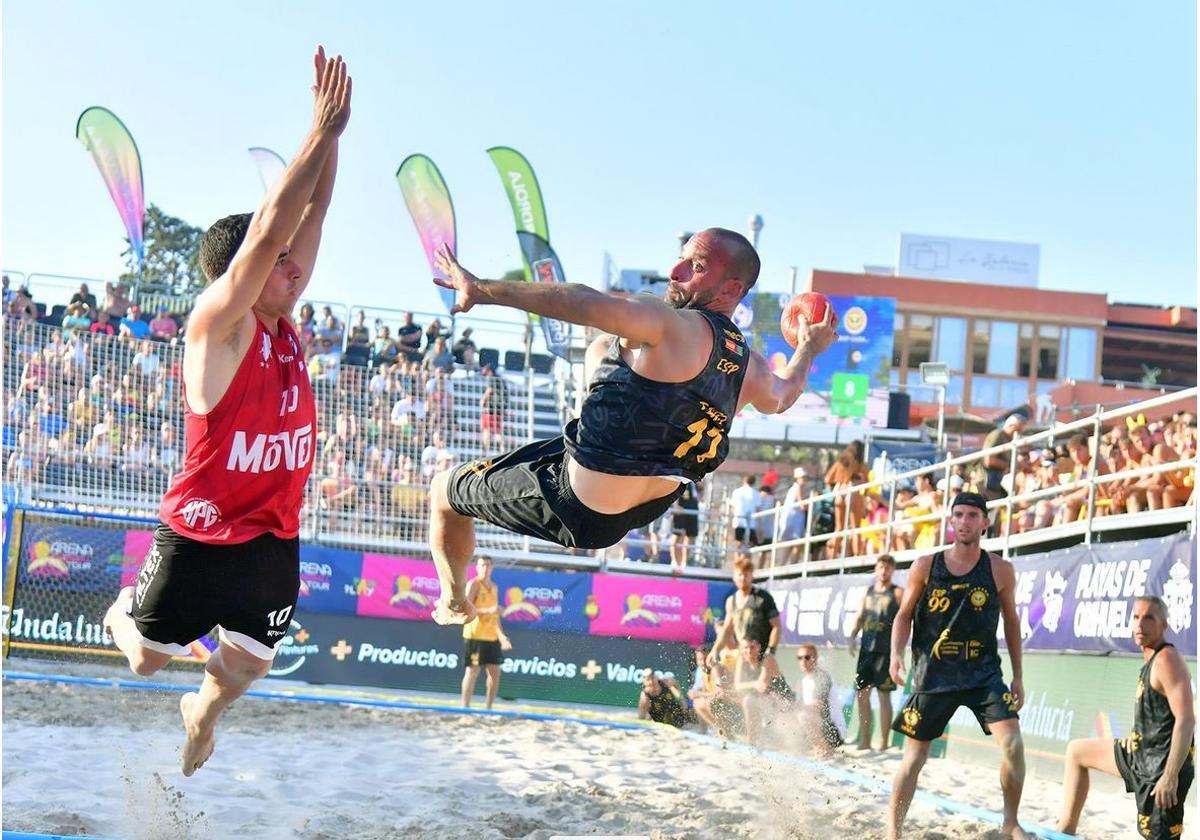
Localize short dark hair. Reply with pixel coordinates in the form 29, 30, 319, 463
1069, 433, 1089, 450
198, 213, 253, 282
744, 474, 757, 486
703, 227, 760, 294
1135, 595, 1169, 622
876, 554, 896, 567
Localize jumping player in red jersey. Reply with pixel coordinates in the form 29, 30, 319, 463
102, 47, 351, 776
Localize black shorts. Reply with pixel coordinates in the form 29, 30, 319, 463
447, 436, 683, 550
1114, 741, 1193, 840
464, 638, 503, 667
854, 651, 897, 692
130, 525, 300, 661
734, 526, 757, 545
673, 514, 698, 538
892, 679, 1019, 741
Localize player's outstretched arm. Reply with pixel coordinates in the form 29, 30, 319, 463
433, 245, 688, 348
737, 317, 837, 414
192, 49, 350, 339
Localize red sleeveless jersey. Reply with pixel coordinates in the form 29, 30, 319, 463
160, 317, 316, 543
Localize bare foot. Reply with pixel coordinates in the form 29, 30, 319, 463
1002, 823, 1029, 839
103, 586, 135, 634
179, 693, 215, 777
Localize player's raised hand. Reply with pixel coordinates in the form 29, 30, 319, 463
433, 244, 482, 315
312, 45, 327, 95
312, 51, 351, 137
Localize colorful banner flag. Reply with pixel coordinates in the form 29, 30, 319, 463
486, 146, 549, 249
75, 107, 145, 267
515, 231, 572, 360
248, 146, 287, 193
396, 154, 458, 314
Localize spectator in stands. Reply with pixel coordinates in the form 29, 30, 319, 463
347, 310, 370, 349
479, 364, 508, 452
423, 336, 455, 373
794, 644, 843, 758
62, 301, 93, 331
70, 283, 98, 312
367, 362, 391, 400
104, 281, 131, 318
421, 432, 451, 481
825, 440, 869, 557
131, 340, 162, 379
780, 469, 809, 562
119, 304, 150, 339
1, 274, 14, 308
755, 483, 777, 547
389, 388, 427, 431
397, 311, 424, 363
6, 430, 36, 496
895, 474, 941, 549
121, 425, 153, 485
728, 474, 760, 561
297, 302, 317, 351
424, 317, 450, 350
762, 463, 779, 493
638, 669, 695, 728
1123, 420, 1169, 512
36, 395, 68, 440
390, 455, 427, 529
156, 421, 181, 479
670, 480, 701, 570
319, 453, 357, 528
9, 285, 36, 320
19, 352, 46, 403
978, 411, 1026, 505
425, 368, 455, 434
734, 637, 794, 746
315, 311, 342, 346
149, 305, 179, 341
1055, 435, 1110, 524
371, 325, 400, 368
688, 643, 742, 738
67, 387, 95, 445
308, 336, 342, 388
452, 327, 478, 369
90, 310, 117, 336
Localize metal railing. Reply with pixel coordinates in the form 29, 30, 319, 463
746, 387, 1197, 576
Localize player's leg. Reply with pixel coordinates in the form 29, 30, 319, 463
877, 687, 895, 750
1056, 737, 1119, 835
180, 639, 272, 776
484, 663, 501, 709
430, 468, 477, 617
888, 736, 932, 839
988, 718, 1028, 837
854, 687, 873, 750
104, 586, 173, 676
461, 663, 481, 707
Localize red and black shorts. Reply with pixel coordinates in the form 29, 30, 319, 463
892, 679, 1019, 741
447, 436, 682, 551
129, 525, 299, 661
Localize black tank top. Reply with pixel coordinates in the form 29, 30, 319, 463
645, 679, 687, 726
564, 309, 748, 481
1124, 643, 1195, 779
861, 585, 901, 653
911, 549, 1002, 693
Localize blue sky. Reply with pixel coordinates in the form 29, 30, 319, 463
4, 2, 1196, 316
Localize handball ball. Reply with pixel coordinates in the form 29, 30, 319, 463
781, 292, 838, 348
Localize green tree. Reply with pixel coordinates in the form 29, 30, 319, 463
119, 203, 205, 294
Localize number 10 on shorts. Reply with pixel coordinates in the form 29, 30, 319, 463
267, 606, 293, 628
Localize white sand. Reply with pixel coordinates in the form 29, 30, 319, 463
1, 662, 1185, 840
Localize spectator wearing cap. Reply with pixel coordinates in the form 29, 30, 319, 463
70, 283, 98, 312
118, 305, 150, 339
978, 412, 1026, 499
452, 327, 478, 369
149, 305, 178, 340
397, 311, 423, 363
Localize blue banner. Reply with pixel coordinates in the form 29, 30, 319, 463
515, 231, 572, 361
17, 521, 129, 594
298, 545, 363, 616
491, 566, 591, 634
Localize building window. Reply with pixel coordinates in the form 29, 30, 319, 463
1038, 324, 1060, 380
947, 375, 964, 408
892, 312, 905, 369
988, 321, 1018, 376
972, 320, 990, 374
1001, 378, 1030, 408
888, 368, 900, 389
1018, 323, 1035, 378
935, 317, 967, 371
908, 315, 933, 368
1063, 326, 1097, 381
970, 375, 1001, 408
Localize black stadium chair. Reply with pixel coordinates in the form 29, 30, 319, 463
529, 353, 554, 374
503, 350, 525, 373
478, 347, 500, 370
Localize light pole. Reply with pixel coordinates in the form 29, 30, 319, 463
920, 362, 950, 449
748, 214, 763, 250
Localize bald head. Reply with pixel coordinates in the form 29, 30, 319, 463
701, 227, 760, 293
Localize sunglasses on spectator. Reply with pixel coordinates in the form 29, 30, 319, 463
797, 654, 814, 660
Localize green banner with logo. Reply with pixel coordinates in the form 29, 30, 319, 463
486, 146, 549, 282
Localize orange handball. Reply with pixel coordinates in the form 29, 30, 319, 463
781, 292, 838, 348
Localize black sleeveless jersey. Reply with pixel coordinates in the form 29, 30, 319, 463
1123, 643, 1194, 779
645, 679, 688, 727
860, 585, 901, 653
911, 549, 1002, 693
564, 309, 747, 482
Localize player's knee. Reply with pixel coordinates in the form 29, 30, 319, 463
996, 729, 1024, 761
128, 652, 168, 677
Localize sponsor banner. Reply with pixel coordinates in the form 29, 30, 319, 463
120, 528, 154, 587
356, 553, 441, 621
17, 521, 131, 594
866, 440, 943, 483
4, 591, 115, 650
298, 545, 361, 616
515, 231, 571, 360
489, 567, 590, 634
276, 610, 693, 707
588, 573, 709, 646
769, 533, 1195, 656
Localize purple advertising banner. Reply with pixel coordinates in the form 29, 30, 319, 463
768, 533, 1195, 657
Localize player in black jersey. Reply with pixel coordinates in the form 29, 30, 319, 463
1058, 596, 1194, 840
848, 554, 903, 750
887, 492, 1028, 839
426, 230, 836, 624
